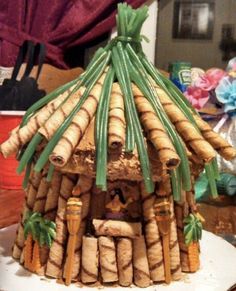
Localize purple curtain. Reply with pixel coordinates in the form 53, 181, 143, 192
0, 0, 147, 69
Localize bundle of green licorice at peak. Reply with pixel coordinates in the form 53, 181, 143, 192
1, 3, 236, 199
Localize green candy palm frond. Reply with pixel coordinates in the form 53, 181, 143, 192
184, 214, 203, 245
24, 211, 56, 248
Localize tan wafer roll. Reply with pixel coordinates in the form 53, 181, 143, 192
99, 236, 118, 283
117, 238, 133, 287
194, 114, 236, 160
154, 85, 216, 162
174, 203, 191, 272
81, 236, 99, 283
46, 208, 67, 278
169, 199, 182, 280
49, 73, 107, 167
44, 171, 62, 220
13, 169, 42, 260
46, 173, 77, 278
132, 84, 180, 169
39, 171, 66, 275
0, 86, 76, 157
33, 176, 50, 213
133, 236, 151, 287
38, 86, 86, 140
108, 83, 126, 151
93, 219, 142, 238
58, 174, 78, 209
140, 183, 165, 282
186, 177, 197, 213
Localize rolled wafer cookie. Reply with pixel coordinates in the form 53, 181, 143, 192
81, 236, 98, 283
98, 236, 118, 283
117, 238, 133, 287
133, 235, 151, 287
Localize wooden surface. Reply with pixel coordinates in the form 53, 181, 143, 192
0, 188, 24, 228
198, 197, 236, 246
19, 63, 84, 93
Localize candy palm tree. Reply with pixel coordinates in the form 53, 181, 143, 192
24, 212, 56, 272
183, 213, 203, 272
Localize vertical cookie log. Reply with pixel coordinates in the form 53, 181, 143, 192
81, 236, 98, 283
40, 171, 62, 273
133, 236, 151, 287
186, 177, 197, 213
12, 169, 42, 260
46, 174, 77, 278
175, 202, 190, 272
63, 175, 93, 280
98, 236, 118, 283
156, 176, 182, 281
33, 174, 50, 213
46, 209, 67, 278
140, 183, 165, 282
44, 171, 62, 220
117, 238, 133, 287
169, 199, 182, 280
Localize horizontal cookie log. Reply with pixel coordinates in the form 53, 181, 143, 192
92, 219, 142, 238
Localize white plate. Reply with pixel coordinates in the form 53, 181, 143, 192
0, 225, 236, 291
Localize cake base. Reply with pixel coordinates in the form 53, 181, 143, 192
0, 224, 236, 291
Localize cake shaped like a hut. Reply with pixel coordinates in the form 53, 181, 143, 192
1, 4, 236, 288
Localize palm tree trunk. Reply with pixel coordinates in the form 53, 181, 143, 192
32, 241, 41, 273
24, 234, 33, 269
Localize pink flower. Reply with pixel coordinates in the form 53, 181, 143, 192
195, 68, 227, 91
184, 86, 210, 110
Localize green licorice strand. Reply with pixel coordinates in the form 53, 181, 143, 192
96, 67, 114, 189
128, 44, 195, 128
141, 56, 196, 113
17, 133, 43, 174
21, 48, 108, 127
118, 4, 127, 36
117, 43, 154, 193
46, 163, 55, 182
96, 69, 113, 187
34, 53, 111, 173
83, 51, 108, 87
95, 67, 114, 144
86, 48, 106, 70
205, 164, 218, 198
171, 169, 181, 202
211, 158, 220, 180
22, 159, 33, 189
111, 46, 135, 152
125, 50, 191, 191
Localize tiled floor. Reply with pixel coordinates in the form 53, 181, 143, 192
0, 188, 24, 228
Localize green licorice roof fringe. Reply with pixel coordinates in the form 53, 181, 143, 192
16, 3, 220, 198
